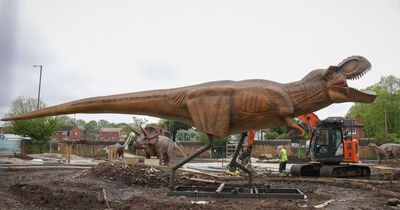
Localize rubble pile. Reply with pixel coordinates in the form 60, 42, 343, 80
81, 161, 171, 187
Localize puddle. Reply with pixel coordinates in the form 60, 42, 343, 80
310, 192, 333, 203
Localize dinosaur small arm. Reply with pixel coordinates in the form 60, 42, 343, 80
2, 56, 377, 137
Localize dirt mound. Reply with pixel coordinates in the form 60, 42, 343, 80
9, 183, 103, 209
81, 161, 171, 187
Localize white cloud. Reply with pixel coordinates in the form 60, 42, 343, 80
1, 0, 399, 127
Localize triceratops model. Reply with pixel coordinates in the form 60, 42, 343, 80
2, 55, 377, 186
130, 126, 185, 166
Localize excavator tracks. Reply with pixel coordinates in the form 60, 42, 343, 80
319, 165, 370, 177
291, 163, 370, 178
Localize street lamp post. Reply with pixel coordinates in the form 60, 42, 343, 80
33, 65, 43, 110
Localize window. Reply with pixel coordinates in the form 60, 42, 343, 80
333, 129, 342, 150
315, 129, 329, 156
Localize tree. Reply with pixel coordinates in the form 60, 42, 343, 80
197, 132, 230, 147
98, 119, 112, 128
76, 119, 86, 130
130, 116, 148, 128
84, 120, 98, 131
55, 115, 75, 127
176, 128, 200, 141
347, 75, 400, 143
159, 119, 191, 141
8, 96, 46, 115
7, 96, 60, 153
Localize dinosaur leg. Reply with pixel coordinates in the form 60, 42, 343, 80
169, 134, 214, 188
283, 117, 305, 137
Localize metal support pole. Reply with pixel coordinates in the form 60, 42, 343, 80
228, 133, 246, 169
227, 132, 253, 185
33, 65, 43, 110
170, 134, 214, 188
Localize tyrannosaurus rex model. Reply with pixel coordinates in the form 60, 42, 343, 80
2, 55, 377, 186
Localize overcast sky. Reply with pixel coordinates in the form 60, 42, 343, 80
1, 0, 399, 127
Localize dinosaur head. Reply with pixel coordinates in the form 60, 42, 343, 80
323, 56, 377, 103
132, 126, 160, 149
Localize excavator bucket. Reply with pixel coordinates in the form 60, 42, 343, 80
297, 113, 319, 128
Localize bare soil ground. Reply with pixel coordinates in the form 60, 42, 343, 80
1, 160, 400, 209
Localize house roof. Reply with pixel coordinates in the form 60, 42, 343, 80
100, 128, 123, 132
323, 117, 363, 127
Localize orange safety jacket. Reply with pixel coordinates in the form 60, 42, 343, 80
247, 130, 255, 147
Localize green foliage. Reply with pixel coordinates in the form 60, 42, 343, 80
265, 130, 279, 139
76, 119, 86, 130
197, 132, 230, 146
11, 118, 59, 142
7, 96, 60, 153
272, 126, 288, 135
130, 116, 148, 128
276, 133, 289, 139
55, 116, 75, 127
159, 119, 191, 141
98, 119, 113, 128
176, 128, 200, 141
84, 120, 98, 131
347, 75, 400, 143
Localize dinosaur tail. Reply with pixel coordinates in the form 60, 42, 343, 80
2, 89, 189, 122
174, 142, 186, 157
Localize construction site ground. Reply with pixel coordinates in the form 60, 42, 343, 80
1, 153, 400, 209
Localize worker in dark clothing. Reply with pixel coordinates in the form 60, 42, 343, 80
239, 129, 255, 167
226, 130, 255, 175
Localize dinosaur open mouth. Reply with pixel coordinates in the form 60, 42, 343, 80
330, 81, 377, 103
331, 56, 377, 103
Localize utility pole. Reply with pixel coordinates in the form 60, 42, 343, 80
33, 65, 43, 110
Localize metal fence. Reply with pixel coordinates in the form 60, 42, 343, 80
291, 140, 309, 159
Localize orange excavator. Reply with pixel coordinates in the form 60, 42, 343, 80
291, 113, 370, 177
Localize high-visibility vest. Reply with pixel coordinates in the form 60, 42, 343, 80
279, 148, 288, 163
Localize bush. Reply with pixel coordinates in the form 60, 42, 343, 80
276, 133, 289, 139
265, 131, 278, 139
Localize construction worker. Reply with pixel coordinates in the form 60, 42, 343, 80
278, 145, 288, 176
226, 130, 255, 175
239, 129, 255, 167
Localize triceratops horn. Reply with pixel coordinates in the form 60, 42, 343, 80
140, 126, 148, 137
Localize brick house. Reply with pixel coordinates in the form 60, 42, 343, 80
337, 115, 365, 139
99, 128, 125, 141
55, 126, 82, 141
349, 114, 364, 139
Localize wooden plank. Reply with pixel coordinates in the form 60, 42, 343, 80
188, 177, 217, 184
216, 183, 225, 194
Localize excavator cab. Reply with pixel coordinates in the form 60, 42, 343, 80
310, 125, 343, 164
